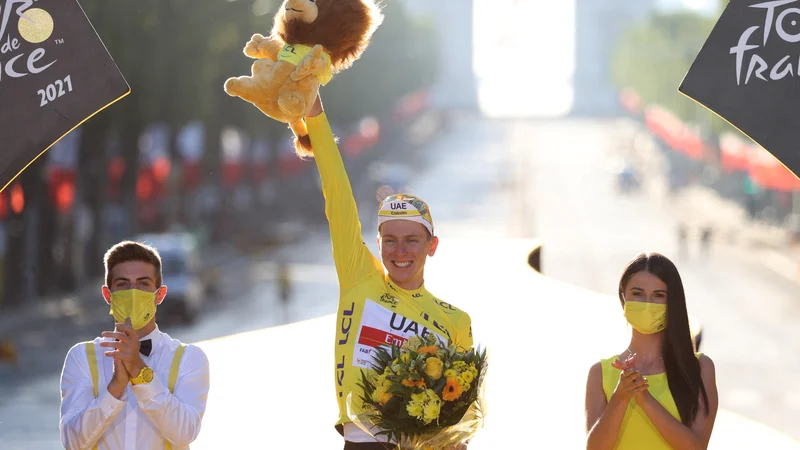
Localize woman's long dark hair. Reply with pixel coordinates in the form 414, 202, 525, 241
618, 253, 709, 426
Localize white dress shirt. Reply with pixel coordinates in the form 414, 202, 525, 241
59, 326, 210, 450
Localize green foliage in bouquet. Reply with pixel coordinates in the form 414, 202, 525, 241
355, 333, 488, 444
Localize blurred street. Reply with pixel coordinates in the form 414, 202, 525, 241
2, 111, 799, 447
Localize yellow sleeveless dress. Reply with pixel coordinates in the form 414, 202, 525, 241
600, 354, 701, 449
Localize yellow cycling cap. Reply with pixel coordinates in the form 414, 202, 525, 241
377, 193, 434, 236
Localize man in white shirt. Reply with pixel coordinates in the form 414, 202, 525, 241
59, 240, 210, 450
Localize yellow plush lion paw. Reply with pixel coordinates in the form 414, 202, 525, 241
223, 75, 254, 99
291, 47, 324, 81
223, 77, 240, 96
278, 90, 306, 117
310, 45, 325, 68
244, 33, 271, 59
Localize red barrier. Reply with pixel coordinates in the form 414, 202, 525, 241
748, 146, 800, 192
719, 132, 750, 172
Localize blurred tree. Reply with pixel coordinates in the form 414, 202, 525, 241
610, 10, 733, 138
73, 0, 436, 170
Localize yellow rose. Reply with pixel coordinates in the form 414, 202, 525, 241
425, 357, 444, 380
422, 401, 441, 424
406, 402, 424, 418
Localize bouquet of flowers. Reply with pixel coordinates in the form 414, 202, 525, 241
346, 333, 488, 449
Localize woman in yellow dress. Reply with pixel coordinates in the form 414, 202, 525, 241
585, 253, 719, 449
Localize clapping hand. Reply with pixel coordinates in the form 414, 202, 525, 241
611, 353, 649, 403
100, 318, 145, 378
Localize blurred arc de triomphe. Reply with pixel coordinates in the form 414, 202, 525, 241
403, 0, 657, 116
571, 0, 656, 116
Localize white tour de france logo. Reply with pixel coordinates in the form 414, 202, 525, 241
1, 0, 73, 106
730, 0, 800, 85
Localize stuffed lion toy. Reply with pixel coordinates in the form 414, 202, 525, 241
224, 0, 383, 157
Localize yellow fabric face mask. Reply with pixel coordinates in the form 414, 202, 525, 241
109, 289, 157, 330
623, 301, 667, 334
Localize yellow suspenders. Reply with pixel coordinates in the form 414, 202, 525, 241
85, 342, 187, 450
87, 342, 99, 398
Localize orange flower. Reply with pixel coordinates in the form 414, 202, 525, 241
401, 375, 426, 388
418, 345, 439, 355
378, 391, 393, 405
442, 376, 463, 401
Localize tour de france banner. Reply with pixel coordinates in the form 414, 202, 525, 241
0, 0, 129, 192
679, 0, 800, 178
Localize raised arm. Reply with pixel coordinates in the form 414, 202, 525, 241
306, 97, 382, 288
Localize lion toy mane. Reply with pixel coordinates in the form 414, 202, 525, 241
224, 0, 383, 157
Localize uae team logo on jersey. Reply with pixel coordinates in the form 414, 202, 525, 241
0, 0, 129, 191
353, 300, 448, 369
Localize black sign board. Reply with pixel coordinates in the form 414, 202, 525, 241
0, 0, 129, 191
680, 0, 800, 178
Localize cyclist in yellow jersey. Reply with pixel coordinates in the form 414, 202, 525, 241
305, 96, 473, 449
585, 253, 719, 449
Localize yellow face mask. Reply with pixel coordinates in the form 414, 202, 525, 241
623, 301, 667, 334
109, 289, 158, 330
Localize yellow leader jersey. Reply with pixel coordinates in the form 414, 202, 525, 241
306, 113, 474, 427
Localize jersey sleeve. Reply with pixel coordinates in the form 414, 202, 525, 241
306, 113, 383, 289
456, 312, 474, 349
